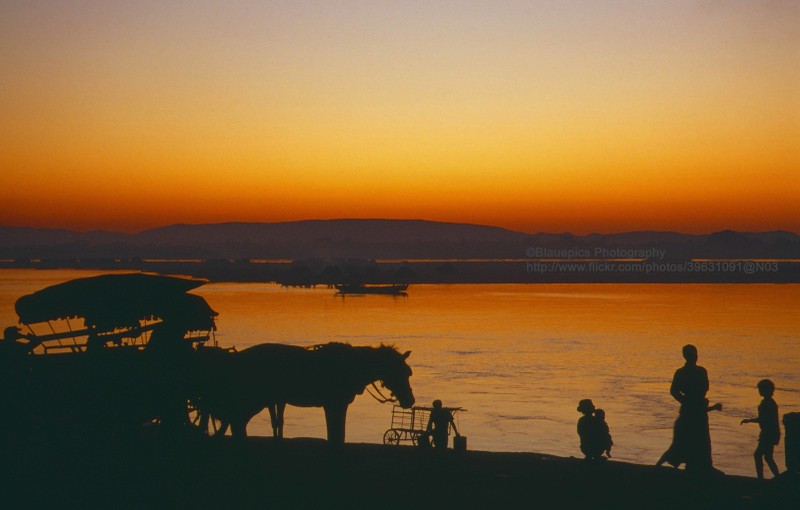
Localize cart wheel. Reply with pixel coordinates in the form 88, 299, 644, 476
188, 403, 222, 437
383, 429, 401, 445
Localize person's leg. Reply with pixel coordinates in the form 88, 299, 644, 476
754, 445, 765, 480
763, 444, 780, 478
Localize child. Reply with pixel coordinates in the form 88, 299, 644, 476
741, 379, 781, 480
595, 408, 613, 458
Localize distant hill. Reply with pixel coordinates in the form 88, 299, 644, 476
1, 220, 799, 261
134, 219, 528, 246
0, 220, 527, 260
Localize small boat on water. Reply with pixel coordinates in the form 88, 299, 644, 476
334, 283, 409, 295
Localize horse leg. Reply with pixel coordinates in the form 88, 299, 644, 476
276, 403, 286, 438
323, 403, 348, 445
267, 404, 279, 438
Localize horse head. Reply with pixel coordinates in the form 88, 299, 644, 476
374, 345, 415, 408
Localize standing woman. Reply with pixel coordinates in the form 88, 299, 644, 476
657, 344, 721, 473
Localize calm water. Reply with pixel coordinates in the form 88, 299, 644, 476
2, 269, 799, 477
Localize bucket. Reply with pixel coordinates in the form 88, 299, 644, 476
784, 412, 800, 472
453, 435, 467, 453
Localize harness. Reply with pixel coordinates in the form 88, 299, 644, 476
366, 382, 396, 403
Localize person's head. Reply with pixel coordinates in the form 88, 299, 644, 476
682, 344, 698, 365
3, 326, 21, 343
432, 399, 443, 409
757, 379, 775, 398
595, 408, 606, 420
577, 399, 595, 415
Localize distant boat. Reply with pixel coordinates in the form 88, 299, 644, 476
334, 283, 409, 295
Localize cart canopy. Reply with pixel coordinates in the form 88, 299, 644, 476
15, 273, 217, 331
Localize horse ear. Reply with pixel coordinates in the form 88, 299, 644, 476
402, 351, 411, 360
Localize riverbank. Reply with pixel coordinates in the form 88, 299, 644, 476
4, 435, 797, 509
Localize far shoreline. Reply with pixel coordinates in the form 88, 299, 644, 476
2, 258, 799, 284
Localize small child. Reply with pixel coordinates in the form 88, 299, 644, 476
595, 408, 613, 458
741, 379, 781, 480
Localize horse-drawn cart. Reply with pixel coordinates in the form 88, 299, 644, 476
2, 273, 420, 444
1, 273, 224, 438
382, 404, 463, 446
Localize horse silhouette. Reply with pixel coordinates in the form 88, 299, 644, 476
193, 342, 415, 444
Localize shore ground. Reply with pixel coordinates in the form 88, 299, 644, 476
4, 435, 799, 509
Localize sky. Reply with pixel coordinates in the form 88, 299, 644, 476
1, 1, 798, 234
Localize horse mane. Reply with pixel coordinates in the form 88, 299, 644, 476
306, 341, 350, 352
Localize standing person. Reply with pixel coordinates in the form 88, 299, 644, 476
741, 379, 781, 480
656, 344, 721, 474
148, 320, 193, 435
426, 400, 459, 449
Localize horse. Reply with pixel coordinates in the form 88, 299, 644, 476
193, 342, 415, 444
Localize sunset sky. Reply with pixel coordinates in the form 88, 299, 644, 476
1, 1, 798, 234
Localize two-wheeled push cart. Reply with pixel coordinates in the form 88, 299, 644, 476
382, 404, 464, 447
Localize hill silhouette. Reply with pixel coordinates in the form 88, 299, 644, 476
2, 220, 799, 261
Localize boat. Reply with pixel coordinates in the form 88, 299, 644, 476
334, 283, 409, 295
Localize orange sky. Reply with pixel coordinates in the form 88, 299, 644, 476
1, 1, 798, 234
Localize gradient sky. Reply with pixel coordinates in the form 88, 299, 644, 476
1, 1, 798, 234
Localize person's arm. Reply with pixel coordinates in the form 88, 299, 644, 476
450, 413, 459, 436
742, 404, 760, 425
700, 367, 709, 395
577, 417, 587, 437
670, 371, 684, 403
